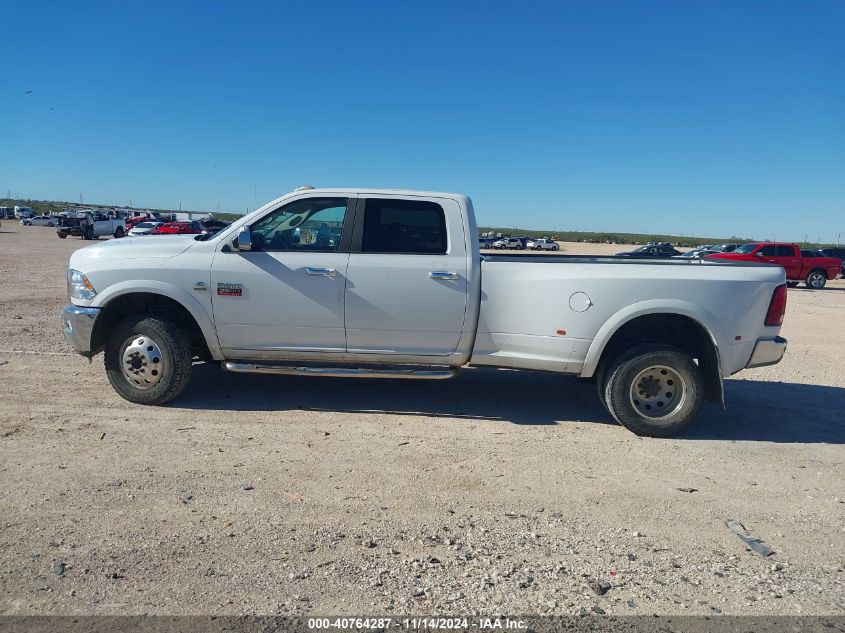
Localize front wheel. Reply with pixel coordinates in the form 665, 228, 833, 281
805, 270, 826, 289
105, 316, 193, 405
603, 343, 703, 437
114, 226, 125, 238
58, 233, 67, 239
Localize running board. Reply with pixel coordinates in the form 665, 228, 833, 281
222, 362, 459, 380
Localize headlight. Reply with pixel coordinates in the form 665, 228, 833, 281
67, 269, 97, 300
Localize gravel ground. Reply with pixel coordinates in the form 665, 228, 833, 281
0, 224, 843, 616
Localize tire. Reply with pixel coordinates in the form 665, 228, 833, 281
47, 222, 54, 227
786, 281, 799, 288
516, 244, 523, 250
104, 316, 193, 405
114, 227, 125, 238
602, 343, 703, 437
58, 233, 67, 239
805, 270, 826, 289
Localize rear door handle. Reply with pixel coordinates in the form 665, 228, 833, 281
306, 267, 336, 277
429, 271, 458, 280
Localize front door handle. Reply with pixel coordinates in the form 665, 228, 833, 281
306, 267, 336, 277
429, 271, 458, 280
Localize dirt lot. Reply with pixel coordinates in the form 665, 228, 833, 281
0, 224, 843, 616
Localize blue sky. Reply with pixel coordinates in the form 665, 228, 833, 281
3, 1, 844, 241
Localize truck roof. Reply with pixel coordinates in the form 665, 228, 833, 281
291, 187, 468, 200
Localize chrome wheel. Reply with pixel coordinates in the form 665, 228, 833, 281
629, 365, 686, 420
120, 334, 165, 389
807, 272, 825, 289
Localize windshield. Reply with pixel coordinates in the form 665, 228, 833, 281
136, 222, 156, 228
734, 243, 759, 254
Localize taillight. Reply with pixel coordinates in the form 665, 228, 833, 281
765, 284, 787, 326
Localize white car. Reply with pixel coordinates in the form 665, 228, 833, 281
492, 237, 525, 250
21, 215, 57, 227
128, 221, 163, 236
527, 238, 560, 251
61, 187, 787, 437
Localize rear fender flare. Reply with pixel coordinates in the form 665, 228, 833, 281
580, 300, 727, 379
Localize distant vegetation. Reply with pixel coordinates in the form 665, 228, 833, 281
477, 226, 760, 248
478, 227, 843, 249
1, 197, 839, 249
214, 212, 245, 222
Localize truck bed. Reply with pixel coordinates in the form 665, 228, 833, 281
473, 252, 786, 377
481, 253, 777, 268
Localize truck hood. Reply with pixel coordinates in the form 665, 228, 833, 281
69, 235, 197, 267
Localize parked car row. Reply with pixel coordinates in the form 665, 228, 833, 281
128, 220, 208, 236
480, 236, 561, 251
477, 235, 842, 289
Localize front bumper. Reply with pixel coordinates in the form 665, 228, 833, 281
61, 304, 100, 356
746, 336, 787, 369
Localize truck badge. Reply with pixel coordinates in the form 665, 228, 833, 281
217, 283, 243, 297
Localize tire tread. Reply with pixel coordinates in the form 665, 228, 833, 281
105, 316, 192, 405
603, 343, 703, 437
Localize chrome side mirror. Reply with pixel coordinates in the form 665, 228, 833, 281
237, 226, 253, 251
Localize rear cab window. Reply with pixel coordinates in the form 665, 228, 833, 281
360, 199, 447, 254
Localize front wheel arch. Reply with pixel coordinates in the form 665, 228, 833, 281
91, 292, 211, 361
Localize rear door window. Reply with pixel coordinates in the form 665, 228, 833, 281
361, 199, 447, 254
776, 245, 795, 256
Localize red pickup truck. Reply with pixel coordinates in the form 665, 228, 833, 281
707, 243, 841, 289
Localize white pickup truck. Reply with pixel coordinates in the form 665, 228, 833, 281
56, 212, 126, 240
61, 188, 788, 436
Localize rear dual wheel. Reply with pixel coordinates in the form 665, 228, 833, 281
598, 344, 703, 437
